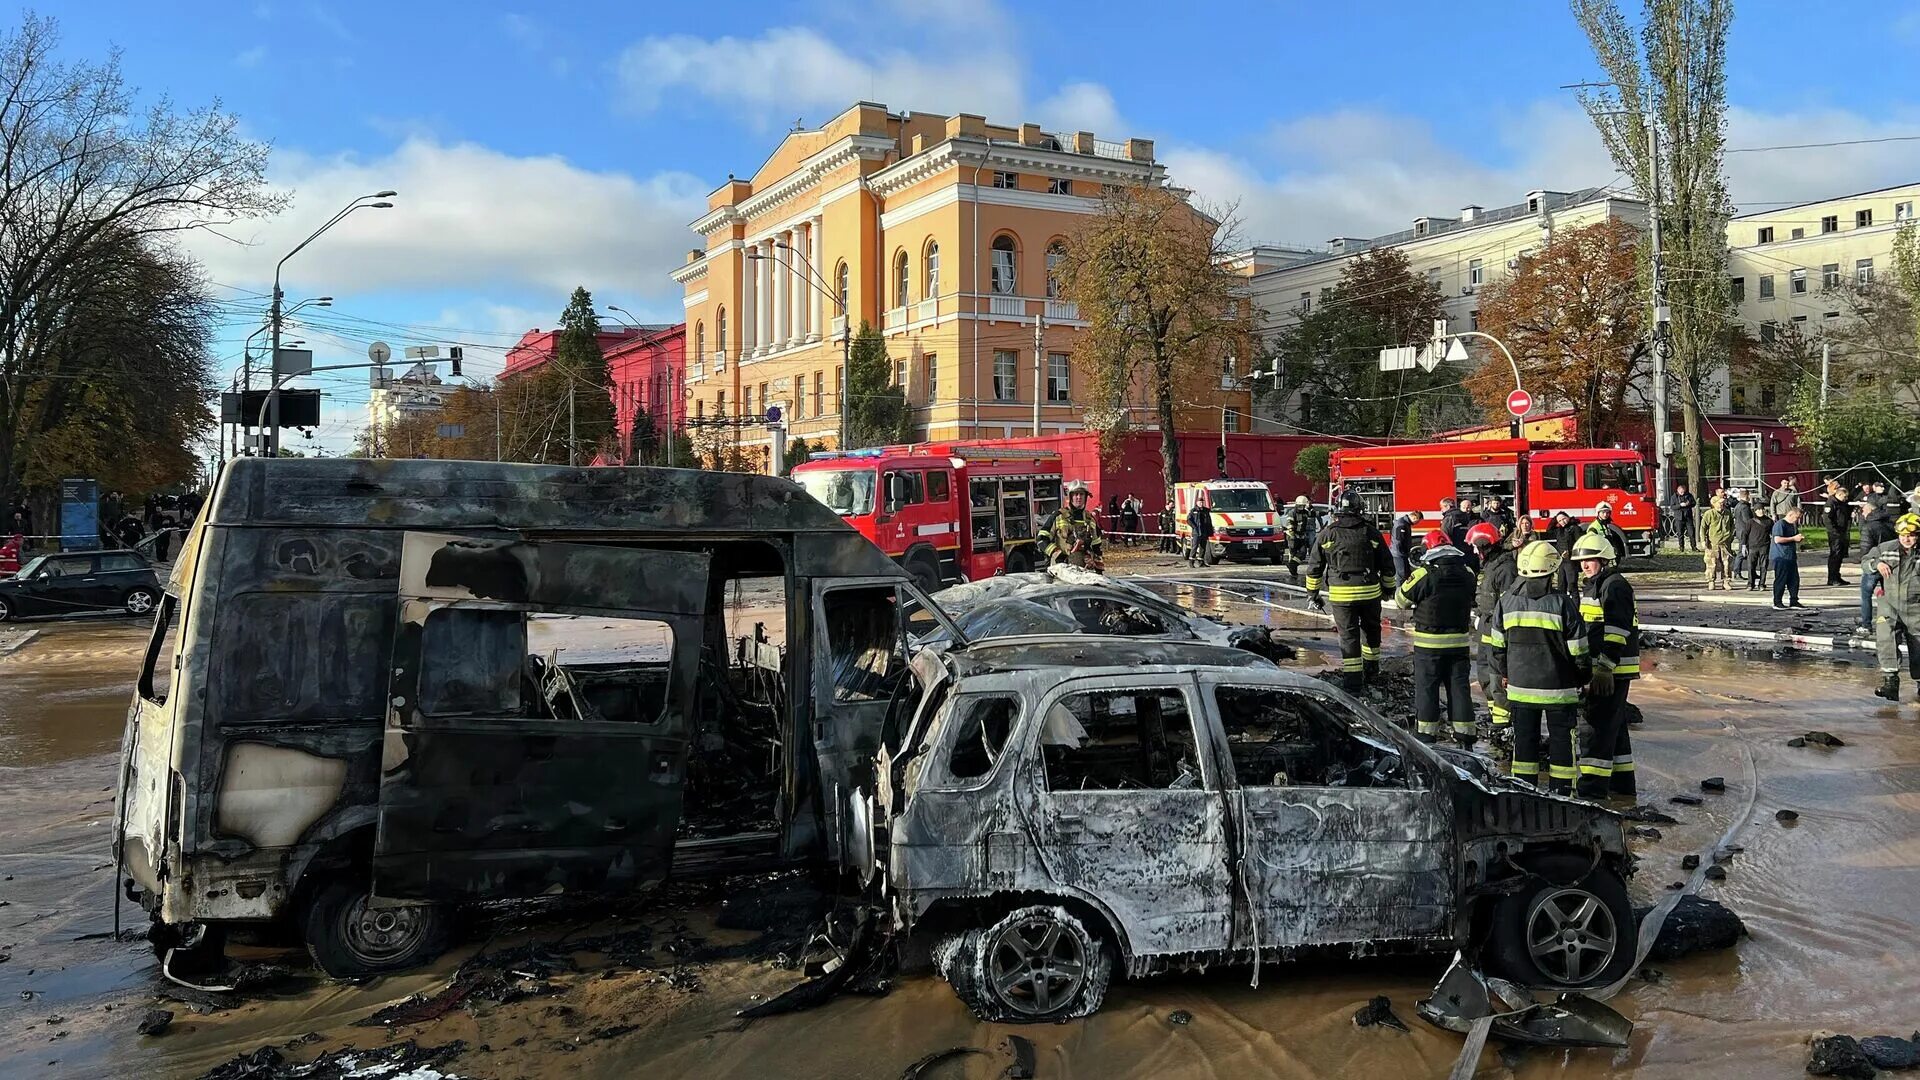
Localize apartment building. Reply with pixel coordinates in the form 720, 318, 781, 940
1724, 181, 1920, 412
673, 101, 1253, 461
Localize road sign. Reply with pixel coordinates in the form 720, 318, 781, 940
368, 341, 392, 365
765, 405, 783, 425
1444, 338, 1470, 364
1378, 345, 1418, 372
1506, 388, 1533, 417
405, 345, 440, 359
273, 347, 313, 378
1417, 345, 1440, 373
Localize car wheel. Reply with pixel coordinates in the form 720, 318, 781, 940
301, 878, 448, 978
124, 587, 158, 617
906, 551, 942, 594
1005, 547, 1031, 574
944, 905, 1113, 1022
0, 596, 11, 622
1484, 853, 1635, 991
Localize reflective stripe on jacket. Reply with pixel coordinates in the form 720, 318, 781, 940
1488, 578, 1590, 705
1395, 556, 1477, 653
1581, 566, 1641, 678
1306, 511, 1394, 599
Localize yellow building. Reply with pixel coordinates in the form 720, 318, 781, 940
672, 102, 1252, 460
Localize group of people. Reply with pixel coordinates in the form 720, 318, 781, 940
1692, 486, 1810, 605
1308, 490, 1639, 802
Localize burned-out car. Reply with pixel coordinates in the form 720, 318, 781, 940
114, 458, 958, 979
869, 638, 1633, 1022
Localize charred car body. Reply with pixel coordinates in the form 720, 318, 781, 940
870, 637, 1633, 1021
114, 458, 955, 977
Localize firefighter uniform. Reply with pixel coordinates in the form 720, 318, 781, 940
1870, 514, 1920, 700
1473, 534, 1519, 732
1577, 537, 1641, 800
1307, 496, 1396, 691
1489, 541, 1590, 795
1396, 543, 1479, 747
1050, 506, 1104, 568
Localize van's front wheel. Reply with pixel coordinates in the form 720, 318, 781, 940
302, 879, 448, 978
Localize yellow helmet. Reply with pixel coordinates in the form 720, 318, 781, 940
1898, 513, 1920, 536
1516, 540, 1563, 578
1570, 533, 1616, 563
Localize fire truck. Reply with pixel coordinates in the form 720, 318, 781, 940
1330, 439, 1657, 555
790, 444, 1063, 591
1171, 479, 1285, 564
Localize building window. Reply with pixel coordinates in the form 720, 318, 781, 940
695, 321, 705, 363
1858, 208, 1874, 228
1790, 268, 1807, 295
1758, 274, 1775, 300
1468, 258, 1484, 287
695, 399, 705, 420
1760, 322, 1776, 344
1822, 263, 1840, 290
893, 250, 909, 308
716, 390, 727, 416
993, 350, 1017, 400
1298, 291, 1311, 313
1426, 267, 1441, 288
717, 307, 728, 355
1792, 315, 1807, 327
1224, 407, 1240, 434
1790, 227, 1804, 240
1761, 385, 1776, 409
1757, 226, 1774, 244
813, 371, 823, 417
835, 261, 849, 313
1729, 276, 1745, 303
1898, 201, 1914, 222
834, 365, 843, 414
895, 358, 906, 387
792, 374, 805, 419
1825, 311, 1840, 322
1047, 353, 1069, 402
1858, 258, 1876, 285
924, 356, 938, 403
991, 234, 1018, 295
1045, 241, 1066, 299
993, 171, 1018, 189
1047, 177, 1071, 195
1821, 215, 1838, 234
924, 241, 940, 299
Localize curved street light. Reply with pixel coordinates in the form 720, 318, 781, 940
268, 193, 396, 453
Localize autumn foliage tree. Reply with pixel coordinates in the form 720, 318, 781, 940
1467, 218, 1649, 444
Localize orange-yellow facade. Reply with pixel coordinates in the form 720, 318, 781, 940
673, 102, 1253, 458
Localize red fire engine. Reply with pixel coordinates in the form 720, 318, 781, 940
1330, 439, 1657, 555
790, 445, 1063, 590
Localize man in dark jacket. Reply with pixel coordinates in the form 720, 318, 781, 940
1729, 490, 1755, 576
1185, 495, 1215, 567
1825, 478, 1853, 586
1480, 494, 1515, 537
1743, 506, 1773, 591
1307, 490, 1396, 691
1490, 540, 1590, 794
1665, 483, 1697, 551
1861, 480, 1895, 555
1389, 511, 1417, 584
1397, 539, 1480, 748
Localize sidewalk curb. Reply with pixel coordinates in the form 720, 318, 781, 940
0, 628, 43, 657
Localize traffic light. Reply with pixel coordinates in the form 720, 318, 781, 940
1216, 444, 1228, 477
448, 346, 463, 377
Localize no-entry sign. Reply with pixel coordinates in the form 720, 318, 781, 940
1506, 388, 1532, 417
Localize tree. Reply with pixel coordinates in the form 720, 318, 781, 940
1782, 376, 1920, 472
528, 287, 616, 465
1264, 249, 1467, 437
781, 437, 813, 476
1056, 185, 1251, 496
0, 14, 280, 495
1573, 0, 1736, 495
844, 321, 911, 449
1467, 218, 1650, 444
355, 384, 501, 461
1292, 443, 1337, 496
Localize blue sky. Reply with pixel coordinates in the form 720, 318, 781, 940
34, 0, 1920, 451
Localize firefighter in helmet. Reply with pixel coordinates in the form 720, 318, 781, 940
1050, 480, 1105, 571
1396, 529, 1479, 747
1574, 532, 1640, 800
1282, 494, 1318, 580
1870, 512, 1920, 700
1466, 520, 1513, 736
1307, 489, 1395, 691
1488, 540, 1590, 794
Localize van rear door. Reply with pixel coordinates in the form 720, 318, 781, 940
372, 532, 710, 904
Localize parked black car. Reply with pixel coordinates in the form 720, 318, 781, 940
0, 549, 161, 621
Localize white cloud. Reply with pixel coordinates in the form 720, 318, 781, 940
234, 45, 268, 69
183, 138, 708, 311
1722, 105, 1920, 211
1032, 83, 1123, 137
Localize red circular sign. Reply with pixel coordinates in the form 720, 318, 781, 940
1506, 388, 1532, 417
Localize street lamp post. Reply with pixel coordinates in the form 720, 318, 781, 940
267, 192, 394, 455
751, 241, 849, 451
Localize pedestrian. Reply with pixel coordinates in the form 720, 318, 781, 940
1450, 497, 1479, 547
1157, 505, 1176, 554
1306, 490, 1395, 691
1729, 489, 1755, 576
1119, 492, 1141, 548
1438, 497, 1461, 541
1466, 521, 1512, 736
1185, 493, 1215, 567
1744, 506, 1773, 591
1489, 540, 1589, 794
1870, 514, 1920, 700
1480, 494, 1515, 537
1389, 510, 1417, 585
1573, 533, 1640, 800
1771, 507, 1807, 609
1547, 510, 1581, 595
1861, 480, 1895, 554
1769, 476, 1801, 519
1587, 502, 1630, 562
1666, 483, 1697, 551
1051, 481, 1105, 570
1701, 492, 1736, 590
1397, 534, 1480, 748
1825, 478, 1854, 586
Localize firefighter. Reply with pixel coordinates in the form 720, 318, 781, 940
1467, 521, 1513, 736
1587, 501, 1630, 562
1870, 513, 1920, 700
1307, 489, 1395, 691
1282, 494, 1318, 580
1397, 530, 1479, 748
1488, 540, 1590, 795
1050, 480, 1105, 570
1574, 533, 1640, 801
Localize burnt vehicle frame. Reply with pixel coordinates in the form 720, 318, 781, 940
113, 458, 958, 977
866, 636, 1634, 1021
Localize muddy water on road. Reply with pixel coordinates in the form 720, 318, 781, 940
3, 611, 1918, 1078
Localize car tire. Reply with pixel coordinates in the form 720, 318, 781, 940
0, 596, 10, 622
301, 878, 449, 978
1484, 853, 1636, 991
943, 905, 1114, 1022
124, 587, 158, 617
1005, 547, 1032, 574
906, 551, 942, 594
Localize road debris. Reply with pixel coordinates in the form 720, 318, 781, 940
1623, 804, 1680, 824
1700, 776, 1726, 792
1860, 1034, 1920, 1070
1004, 1035, 1037, 1079
135, 1009, 173, 1037
900, 1046, 987, 1080
1777, 809, 1801, 824
1353, 995, 1408, 1032
1671, 794, 1705, 806
1807, 1033, 1879, 1078
1167, 1009, 1193, 1026
1790, 730, 1847, 748
197, 1039, 467, 1080
1637, 896, 1748, 962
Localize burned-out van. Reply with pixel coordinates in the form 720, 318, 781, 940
114, 458, 957, 978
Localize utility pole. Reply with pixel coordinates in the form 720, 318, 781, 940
567, 382, 577, 466
1820, 341, 1831, 407
494, 388, 502, 461
1647, 117, 1673, 507
1032, 312, 1044, 435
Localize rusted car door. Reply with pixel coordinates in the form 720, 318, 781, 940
372, 532, 710, 904
1201, 680, 1453, 949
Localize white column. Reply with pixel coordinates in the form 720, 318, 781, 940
775, 232, 791, 347
810, 216, 825, 340
795, 223, 812, 341
786, 228, 801, 343
740, 244, 756, 357
757, 240, 773, 354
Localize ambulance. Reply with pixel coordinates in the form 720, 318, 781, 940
1172, 479, 1284, 564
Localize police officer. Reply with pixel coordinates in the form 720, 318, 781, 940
1489, 540, 1590, 794
1467, 521, 1513, 736
1307, 490, 1395, 692
1186, 494, 1216, 567
1050, 480, 1105, 570
1282, 494, 1318, 580
1870, 513, 1920, 700
1397, 531, 1480, 748
1574, 533, 1640, 800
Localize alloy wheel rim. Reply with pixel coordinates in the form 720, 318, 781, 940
1525, 886, 1618, 984
127, 592, 153, 614
987, 914, 1087, 1016
341, 894, 427, 965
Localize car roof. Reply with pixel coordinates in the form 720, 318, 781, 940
943, 637, 1281, 679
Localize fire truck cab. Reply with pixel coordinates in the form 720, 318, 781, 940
1172, 479, 1285, 563
791, 445, 1062, 592
1330, 439, 1656, 556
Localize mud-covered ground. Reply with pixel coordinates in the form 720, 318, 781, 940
4, 572, 1919, 1079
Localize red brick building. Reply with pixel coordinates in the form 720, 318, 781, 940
503, 323, 687, 461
